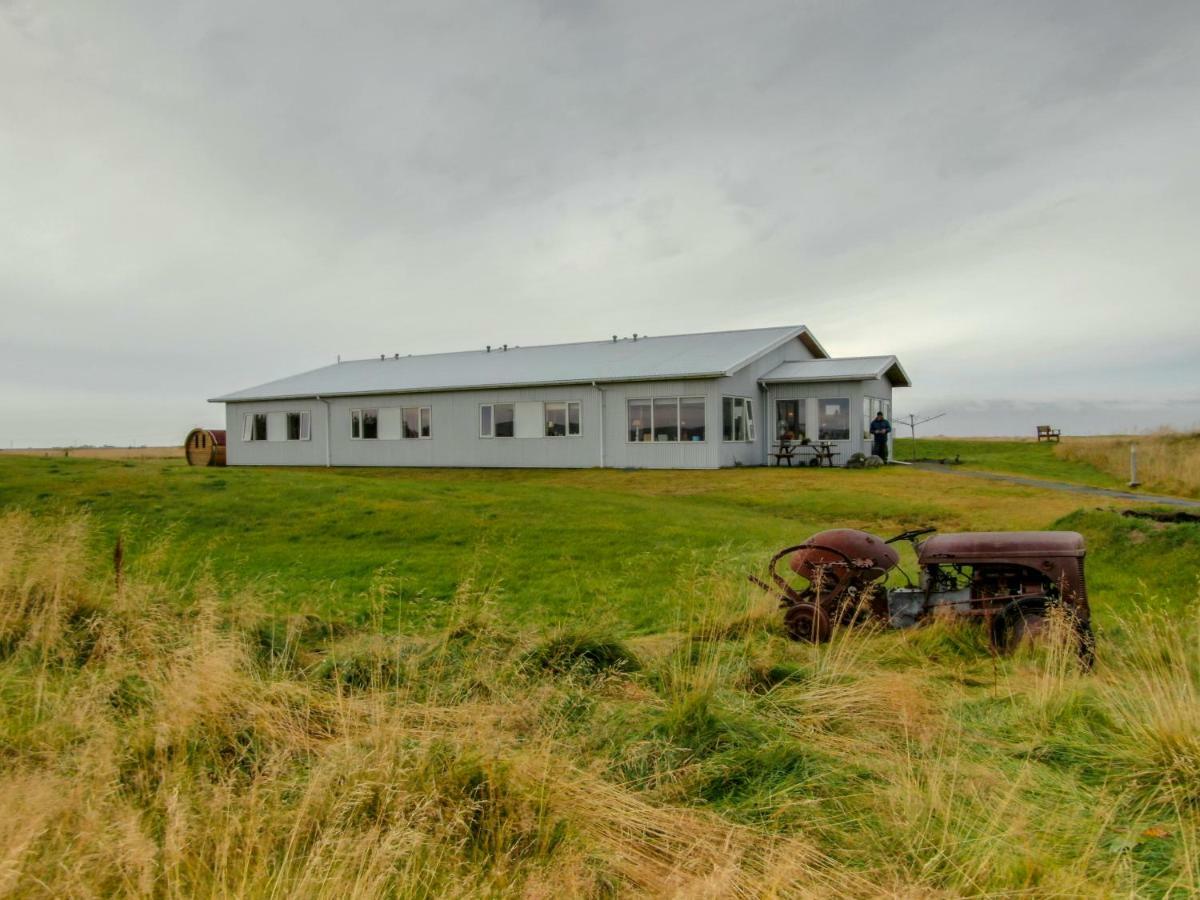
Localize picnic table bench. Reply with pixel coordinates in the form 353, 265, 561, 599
1036, 425, 1061, 443
770, 441, 841, 467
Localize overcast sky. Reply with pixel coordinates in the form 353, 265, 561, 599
2, 0, 1198, 445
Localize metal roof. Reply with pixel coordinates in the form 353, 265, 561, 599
211, 325, 828, 402
759, 355, 911, 387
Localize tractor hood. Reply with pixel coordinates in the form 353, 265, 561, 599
918, 531, 1085, 563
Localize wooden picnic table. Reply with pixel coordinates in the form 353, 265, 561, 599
770, 441, 841, 467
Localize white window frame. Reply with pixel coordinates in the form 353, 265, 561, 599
625, 397, 706, 444
400, 406, 432, 440
243, 413, 268, 442
776, 399, 805, 440
817, 398, 851, 442
679, 396, 706, 443
479, 402, 516, 439
721, 396, 755, 443
350, 408, 380, 440
285, 411, 311, 441
544, 401, 583, 438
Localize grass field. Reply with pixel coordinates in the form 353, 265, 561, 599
2, 455, 1197, 895
0, 446, 183, 460
909, 433, 1200, 499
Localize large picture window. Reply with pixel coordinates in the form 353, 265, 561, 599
627, 397, 705, 443
818, 398, 850, 441
680, 397, 705, 441
722, 396, 755, 442
776, 400, 804, 440
653, 398, 678, 442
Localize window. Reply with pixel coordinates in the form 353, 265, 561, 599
680, 397, 705, 441
653, 398, 678, 442
568, 402, 581, 436
627, 399, 652, 442
286, 411, 311, 441
351, 409, 379, 439
495, 403, 515, 437
818, 399, 850, 441
375, 406, 433, 439
480, 403, 515, 438
403, 407, 420, 439
722, 396, 754, 442
545, 401, 582, 437
627, 397, 705, 443
243, 413, 268, 441
776, 400, 804, 440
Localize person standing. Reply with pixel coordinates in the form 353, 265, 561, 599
869, 411, 891, 461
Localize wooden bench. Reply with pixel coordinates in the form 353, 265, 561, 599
1036, 425, 1061, 443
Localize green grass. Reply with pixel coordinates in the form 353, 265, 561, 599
904, 437, 1131, 488
1, 455, 1195, 630
1, 458, 1198, 895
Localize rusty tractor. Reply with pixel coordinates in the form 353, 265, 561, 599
750, 527, 1095, 665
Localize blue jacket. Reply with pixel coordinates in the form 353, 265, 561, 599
870, 418, 891, 439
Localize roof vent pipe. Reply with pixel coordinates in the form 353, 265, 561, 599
486, 345, 491, 353
633, 333, 638, 341
394, 353, 399, 359
380, 354, 385, 360
612, 335, 617, 342
503, 344, 508, 351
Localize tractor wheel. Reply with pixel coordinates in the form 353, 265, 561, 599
992, 599, 1095, 669
991, 599, 1047, 655
784, 602, 832, 643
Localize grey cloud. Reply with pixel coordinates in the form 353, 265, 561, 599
1, 0, 1198, 445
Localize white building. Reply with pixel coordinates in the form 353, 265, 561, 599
210, 325, 909, 468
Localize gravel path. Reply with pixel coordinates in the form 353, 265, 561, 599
910, 462, 1200, 509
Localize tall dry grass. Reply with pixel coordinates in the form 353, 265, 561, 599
1057, 430, 1200, 497
0, 510, 1196, 896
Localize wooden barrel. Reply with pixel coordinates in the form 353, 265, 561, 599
184, 428, 227, 466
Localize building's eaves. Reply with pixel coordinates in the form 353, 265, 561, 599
207, 370, 727, 403
758, 355, 911, 387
